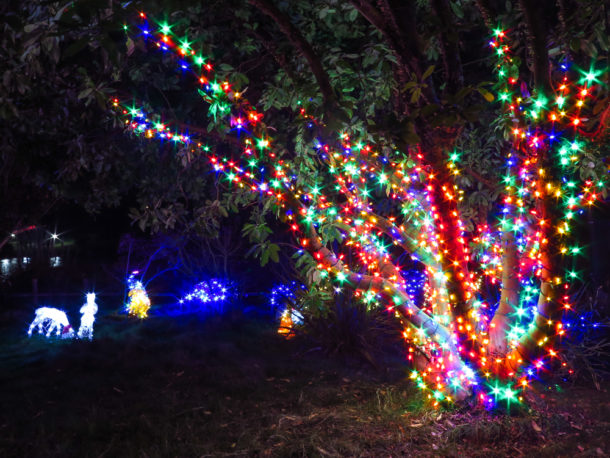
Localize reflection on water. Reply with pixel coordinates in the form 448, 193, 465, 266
1, 258, 29, 278
0, 256, 62, 278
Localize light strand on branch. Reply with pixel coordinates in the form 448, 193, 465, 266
112, 12, 607, 407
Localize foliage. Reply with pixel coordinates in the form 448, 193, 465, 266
561, 281, 610, 389
0, 0, 128, 238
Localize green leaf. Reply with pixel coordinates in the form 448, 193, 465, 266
477, 87, 495, 102
268, 243, 280, 263
402, 81, 417, 92
78, 88, 93, 100
421, 104, 440, 117
261, 249, 269, 266
410, 87, 422, 103
450, 2, 464, 19
348, 7, 359, 22
23, 24, 39, 33
422, 65, 435, 80
63, 38, 89, 59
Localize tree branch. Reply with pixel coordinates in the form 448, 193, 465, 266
518, 0, 553, 92
463, 165, 496, 192
350, 0, 436, 105
489, 230, 520, 355
376, 0, 425, 72
248, 28, 299, 83
473, 0, 495, 29
431, 0, 464, 94
174, 121, 244, 149
248, 0, 336, 108
0, 224, 37, 252
306, 223, 469, 381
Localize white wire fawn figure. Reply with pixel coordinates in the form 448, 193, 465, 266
27, 307, 75, 338
77, 293, 98, 340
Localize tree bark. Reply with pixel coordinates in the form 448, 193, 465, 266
431, 0, 464, 94
489, 230, 519, 355
518, 0, 553, 93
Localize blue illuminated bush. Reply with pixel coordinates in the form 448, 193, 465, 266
160, 278, 235, 316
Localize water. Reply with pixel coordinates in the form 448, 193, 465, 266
0, 256, 62, 279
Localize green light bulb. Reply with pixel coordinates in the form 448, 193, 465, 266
160, 23, 171, 35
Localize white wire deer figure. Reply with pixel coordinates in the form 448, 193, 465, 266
27, 307, 74, 338
27, 293, 98, 340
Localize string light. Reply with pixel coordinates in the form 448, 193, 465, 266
27, 293, 98, 340
114, 15, 608, 406
178, 279, 232, 313
77, 293, 98, 340
126, 271, 151, 319
27, 307, 74, 338
270, 282, 305, 338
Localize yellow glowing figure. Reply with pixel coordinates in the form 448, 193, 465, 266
127, 285, 151, 319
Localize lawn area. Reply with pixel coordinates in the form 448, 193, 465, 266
0, 312, 608, 457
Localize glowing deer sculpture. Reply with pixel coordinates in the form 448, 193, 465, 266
27, 293, 98, 340
27, 307, 74, 338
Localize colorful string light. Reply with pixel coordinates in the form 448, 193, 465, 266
113, 13, 608, 406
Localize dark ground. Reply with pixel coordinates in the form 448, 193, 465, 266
0, 308, 609, 458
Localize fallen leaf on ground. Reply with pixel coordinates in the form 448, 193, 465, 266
532, 420, 542, 432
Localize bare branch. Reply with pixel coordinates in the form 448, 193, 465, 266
489, 231, 520, 355
350, 0, 437, 105
431, 0, 464, 94
518, 0, 553, 92
248, 0, 336, 108
473, 0, 495, 29
463, 165, 496, 192
248, 29, 298, 82
0, 224, 37, 251
174, 121, 244, 149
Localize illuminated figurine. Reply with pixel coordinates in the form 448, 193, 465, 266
126, 272, 151, 318
277, 308, 295, 339
270, 282, 305, 339
28, 307, 74, 338
77, 293, 98, 340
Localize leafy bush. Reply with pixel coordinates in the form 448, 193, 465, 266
560, 282, 610, 389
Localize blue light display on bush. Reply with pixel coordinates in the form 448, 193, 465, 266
404, 269, 427, 306
177, 278, 233, 313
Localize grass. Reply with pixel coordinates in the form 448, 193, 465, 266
0, 310, 609, 457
